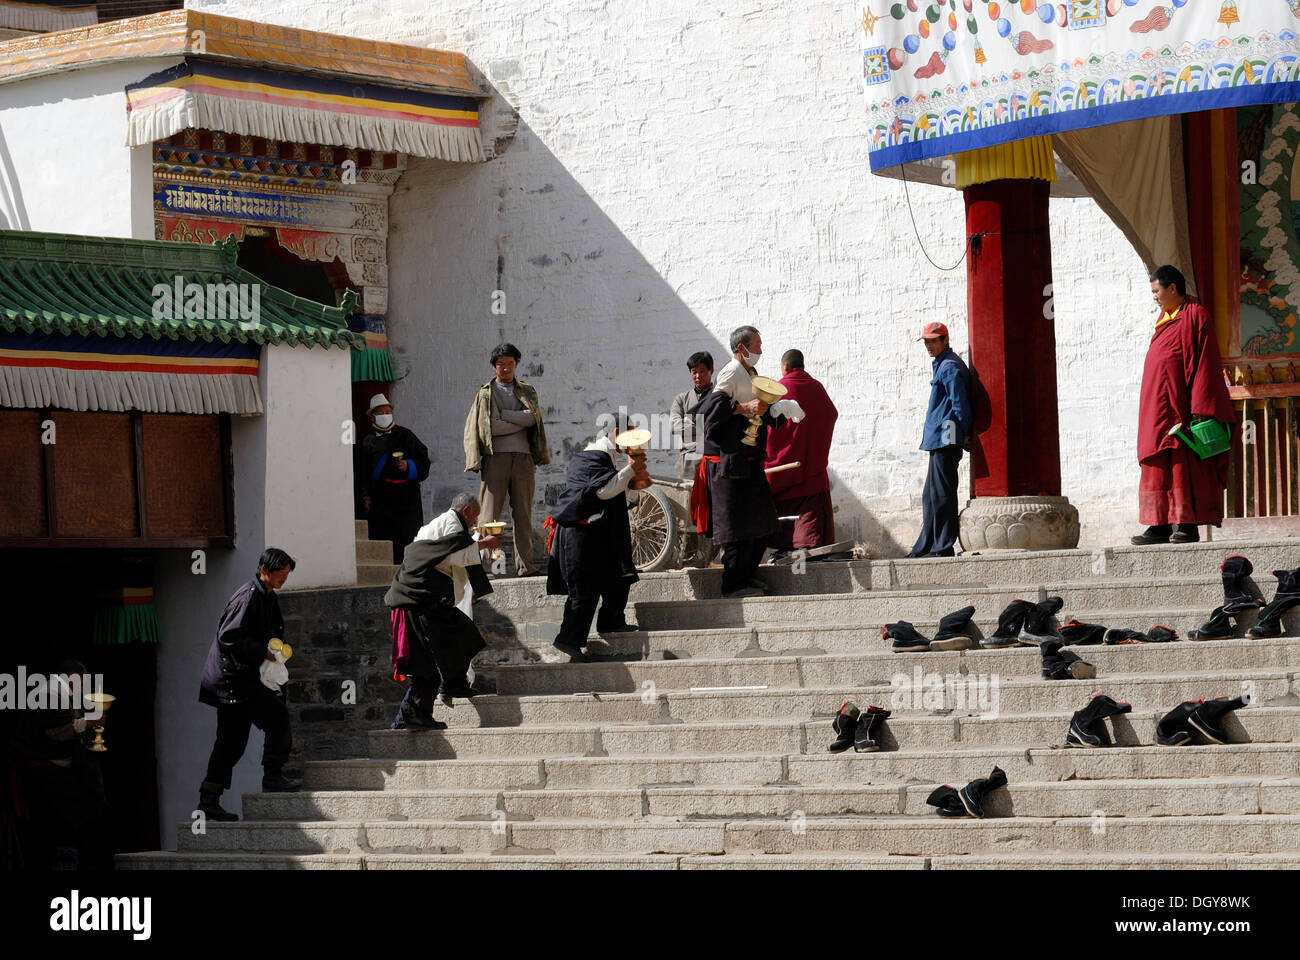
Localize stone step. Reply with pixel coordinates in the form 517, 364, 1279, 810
355, 519, 368, 539
242, 777, 1300, 823
629, 577, 1276, 631
172, 813, 1300, 856
356, 563, 399, 587
326, 674, 1293, 729
356, 538, 393, 564
494, 639, 1300, 694
361, 706, 1299, 760
302, 743, 1300, 791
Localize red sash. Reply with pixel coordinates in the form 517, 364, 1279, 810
690, 455, 721, 533
543, 515, 557, 553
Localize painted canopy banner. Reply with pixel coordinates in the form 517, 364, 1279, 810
126, 59, 485, 163
863, 0, 1300, 171
0, 331, 262, 415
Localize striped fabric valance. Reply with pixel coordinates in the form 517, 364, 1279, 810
348, 313, 393, 383
0, 331, 262, 415
126, 59, 485, 163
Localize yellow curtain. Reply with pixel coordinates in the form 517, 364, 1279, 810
954, 135, 1058, 189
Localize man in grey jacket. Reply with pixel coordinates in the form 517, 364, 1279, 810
670, 351, 714, 481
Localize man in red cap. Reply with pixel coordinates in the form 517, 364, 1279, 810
909, 322, 971, 558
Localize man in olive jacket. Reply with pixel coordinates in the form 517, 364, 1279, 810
463, 343, 550, 576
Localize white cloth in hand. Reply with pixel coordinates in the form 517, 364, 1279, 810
260, 650, 289, 692
771, 398, 806, 422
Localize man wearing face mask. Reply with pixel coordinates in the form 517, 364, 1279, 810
356, 393, 432, 564
692, 326, 806, 598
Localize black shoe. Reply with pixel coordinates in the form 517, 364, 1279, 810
1248, 568, 1300, 636
1056, 619, 1107, 646
596, 623, 640, 634
748, 578, 771, 594
1169, 524, 1200, 543
722, 585, 764, 599
1130, 525, 1172, 545
1220, 555, 1265, 613
1040, 640, 1096, 680
1104, 628, 1149, 645
853, 705, 891, 752
982, 599, 1035, 647
1189, 606, 1234, 640
1018, 596, 1064, 646
1066, 694, 1131, 747
438, 685, 479, 707
1145, 624, 1179, 643
198, 781, 239, 822
957, 766, 1007, 819
926, 784, 968, 817
1188, 696, 1246, 745
883, 621, 931, 652
553, 641, 589, 662
261, 772, 302, 793
828, 701, 859, 753
1156, 699, 1201, 746
931, 605, 976, 650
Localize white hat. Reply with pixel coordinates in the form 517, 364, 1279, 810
367, 393, 392, 413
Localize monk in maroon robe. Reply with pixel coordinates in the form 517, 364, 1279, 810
1133, 265, 1234, 545
765, 350, 839, 550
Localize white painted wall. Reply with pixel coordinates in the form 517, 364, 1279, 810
0, 60, 174, 238
261, 343, 356, 589
190, 0, 1155, 553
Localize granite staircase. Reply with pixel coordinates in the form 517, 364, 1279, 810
121, 539, 1300, 869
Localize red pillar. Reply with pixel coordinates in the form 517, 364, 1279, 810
964, 177, 1062, 498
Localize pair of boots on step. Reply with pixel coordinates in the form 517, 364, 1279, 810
883, 605, 975, 652
827, 701, 891, 753
980, 597, 1063, 648
1191, 557, 1300, 640
1065, 694, 1132, 747
1040, 639, 1096, 680
1052, 618, 1178, 645
1156, 696, 1246, 746
925, 766, 1007, 819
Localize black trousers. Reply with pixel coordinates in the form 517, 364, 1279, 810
556, 577, 631, 647
910, 446, 962, 557
720, 538, 765, 594
396, 674, 438, 724
202, 686, 291, 790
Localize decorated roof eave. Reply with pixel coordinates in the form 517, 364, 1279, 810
0, 8, 491, 100
0, 231, 363, 351
868, 84, 1300, 178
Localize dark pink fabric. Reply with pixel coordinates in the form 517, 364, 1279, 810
390, 608, 410, 682
765, 369, 838, 500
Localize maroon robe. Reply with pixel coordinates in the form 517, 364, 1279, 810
766, 368, 839, 549
1136, 297, 1234, 525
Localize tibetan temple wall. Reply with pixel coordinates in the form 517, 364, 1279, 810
201, 0, 1148, 549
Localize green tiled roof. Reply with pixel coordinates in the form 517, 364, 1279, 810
0, 231, 362, 349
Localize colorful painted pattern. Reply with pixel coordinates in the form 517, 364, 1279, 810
0, 332, 260, 377
864, 1, 1300, 171
126, 59, 484, 163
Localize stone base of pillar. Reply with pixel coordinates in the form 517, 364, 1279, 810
959, 496, 1080, 551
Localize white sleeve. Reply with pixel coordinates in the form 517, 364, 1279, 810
596, 464, 636, 499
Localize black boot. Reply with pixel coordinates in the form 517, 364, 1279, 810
1104, 628, 1148, 645
883, 620, 931, 652
1188, 696, 1246, 745
1169, 523, 1200, 544
853, 705, 891, 753
981, 599, 1035, 648
1248, 568, 1300, 637
1066, 694, 1131, 747
828, 701, 860, 753
1018, 596, 1064, 646
1145, 624, 1179, 643
198, 780, 239, 821
261, 769, 302, 792
931, 605, 976, 651
956, 766, 1007, 819
1220, 555, 1264, 613
1040, 640, 1096, 680
1056, 619, 1107, 646
1131, 524, 1172, 545
1156, 699, 1201, 747
925, 784, 967, 818
1189, 606, 1235, 641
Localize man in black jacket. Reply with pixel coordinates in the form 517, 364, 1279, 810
196, 548, 298, 822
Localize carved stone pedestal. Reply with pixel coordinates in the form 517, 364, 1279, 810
959, 496, 1080, 551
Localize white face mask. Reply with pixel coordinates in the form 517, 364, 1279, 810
742, 348, 761, 368
373, 413, 394, 429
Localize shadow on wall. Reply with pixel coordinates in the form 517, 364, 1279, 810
386, 111, 907, 557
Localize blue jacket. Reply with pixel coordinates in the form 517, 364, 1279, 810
921, 347, 972, 451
